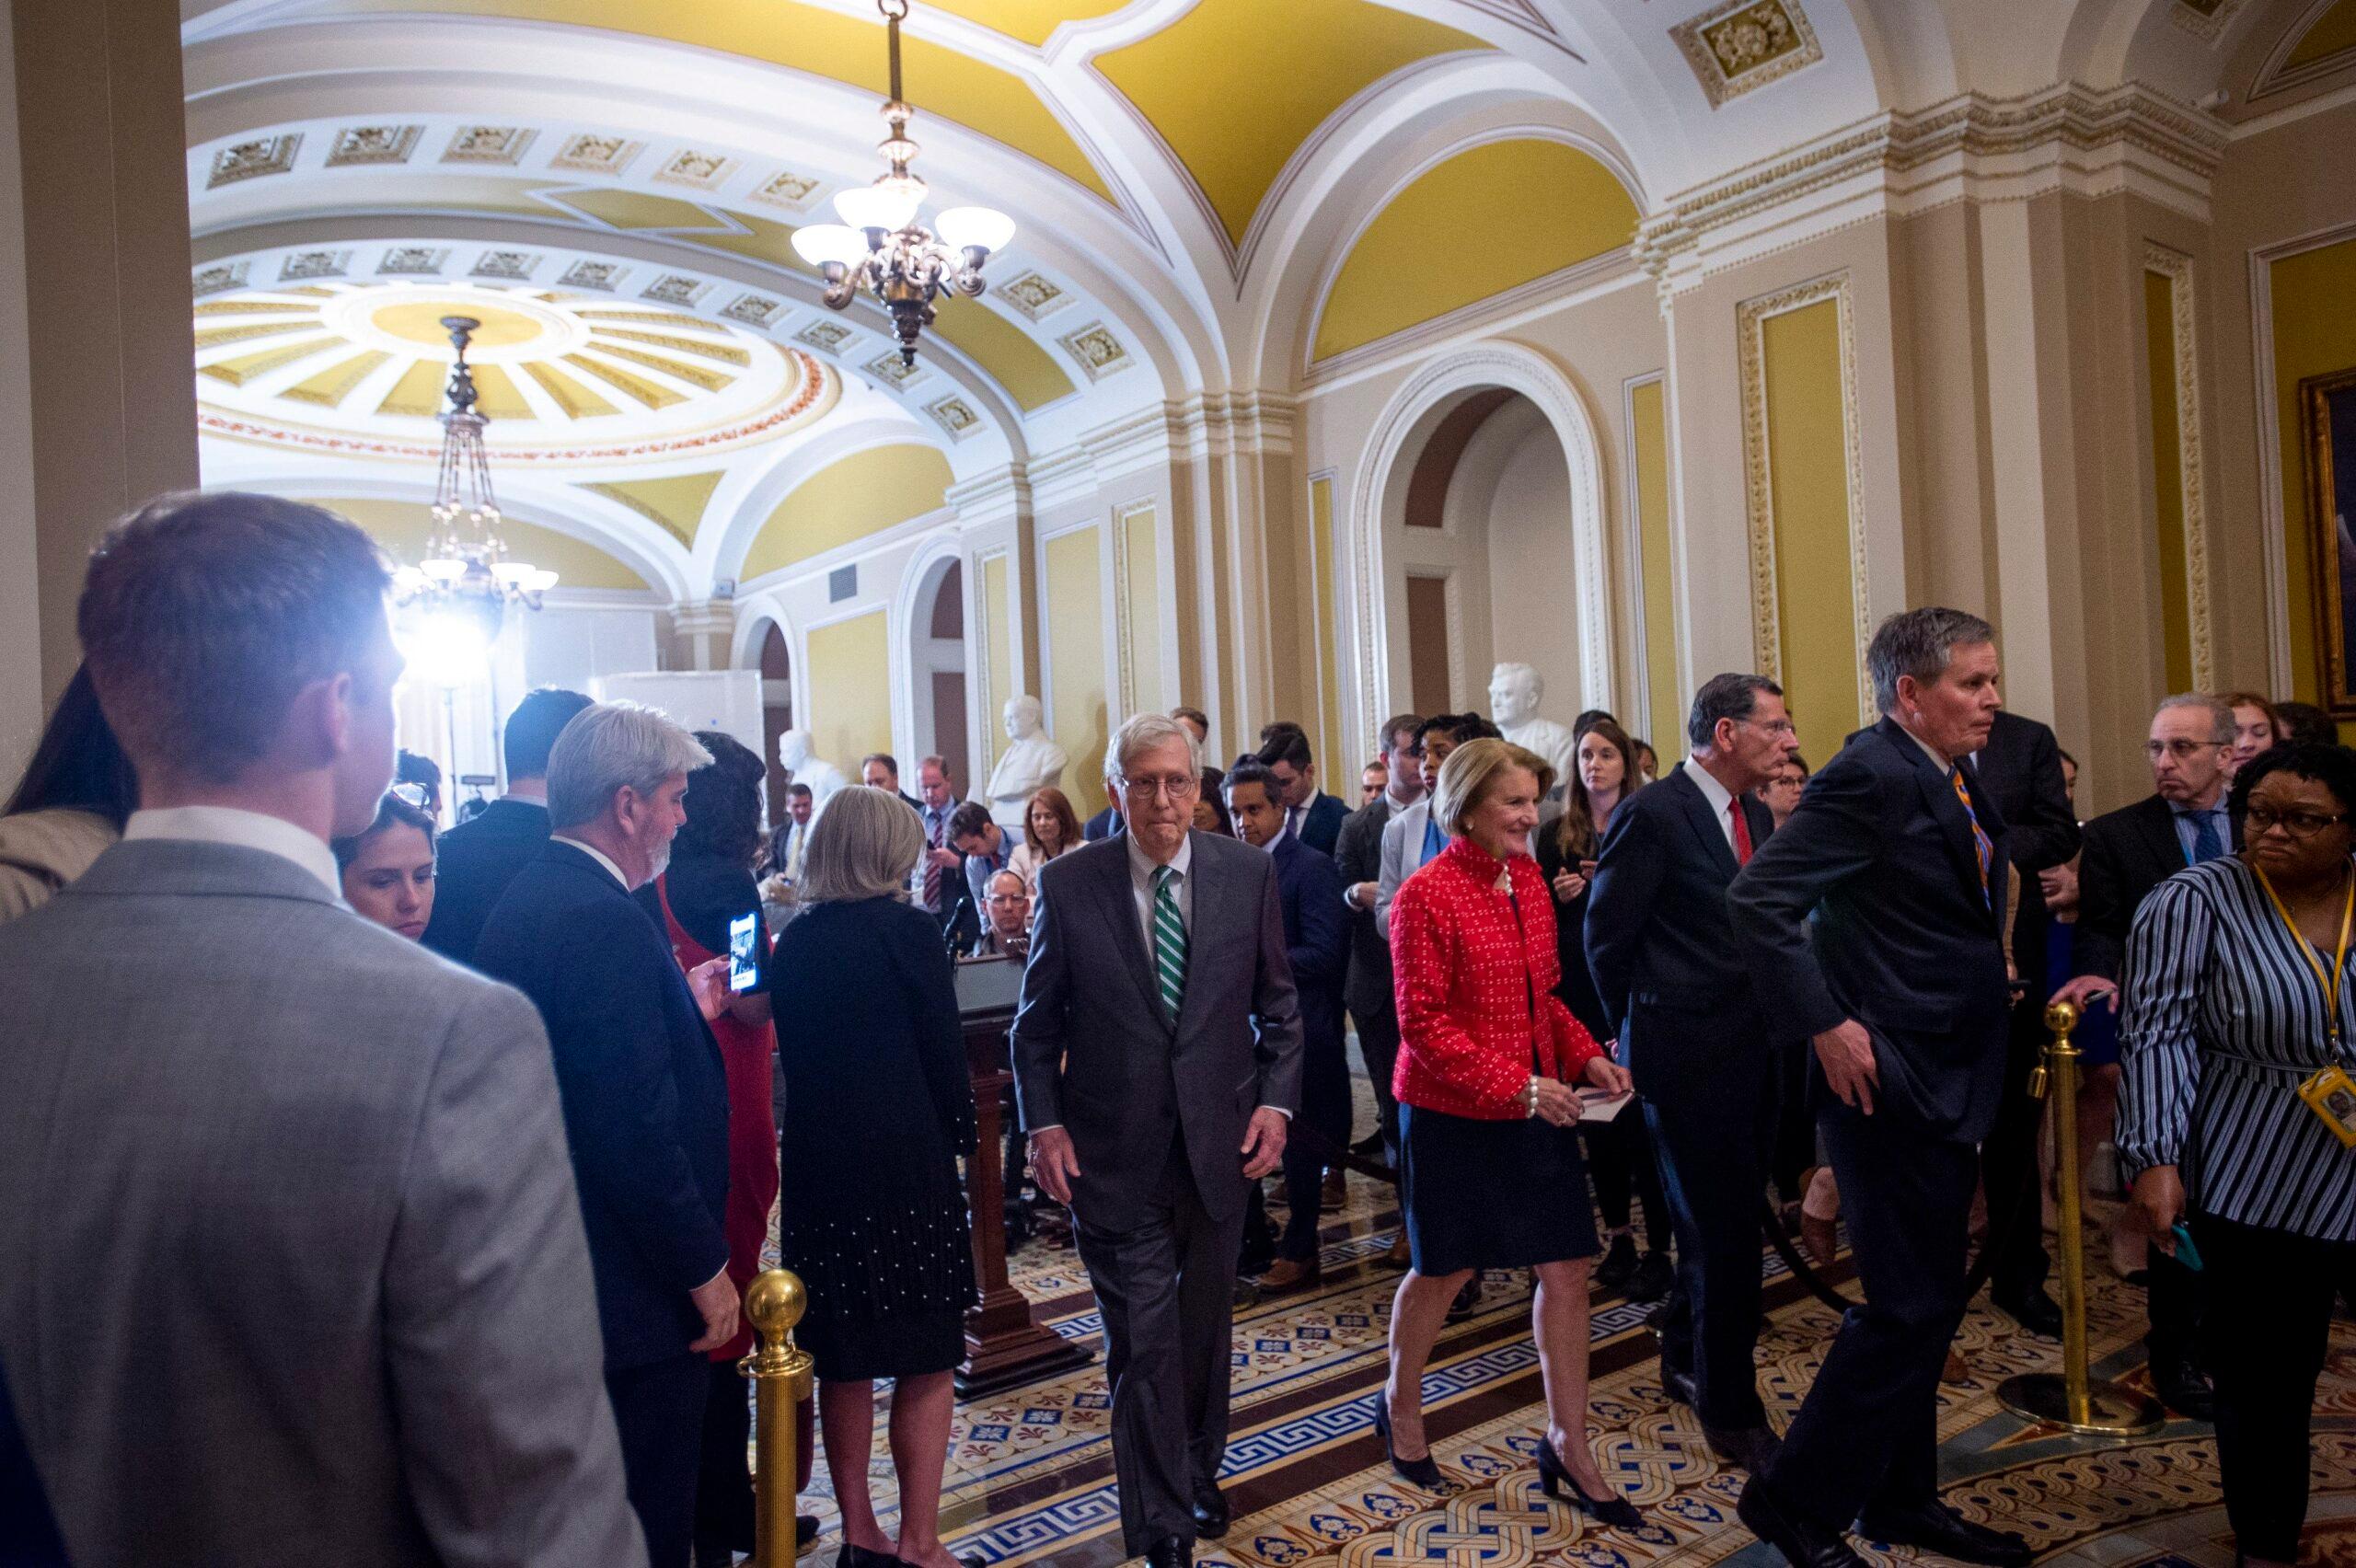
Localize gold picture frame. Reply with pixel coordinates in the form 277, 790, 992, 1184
2301, 366, 2356, 715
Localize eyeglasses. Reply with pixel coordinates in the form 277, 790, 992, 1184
1117, 773, 1199, 801
387, 783, 433, 809
2244, 807, 2349, 838
2145, 740, 2225, 760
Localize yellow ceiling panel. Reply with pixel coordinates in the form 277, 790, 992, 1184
523, 360, 622, 419
685, 211, 814, 274
469, 363, 537, 420
921, 0, 1129, 48
545, 187, 739, 232
375, 357, 446, 417
583, 470, 727, 547
280, 350, 392, 408
577, 308, 721, 330
742, 443, 954, 579
591, 327, 751, 365
930, 297, 1074, 411
1312, 139, 1637, 362
580, 341, 735, 392
563, 352, 687, 409
325, 496, 651, 591
197, 336, 341, 386
1097, 0, 1488, 246
2285, 0, 2356, 70
195, 300, 323, 317
194, 319, 326, 351
356, 0, 1112, 200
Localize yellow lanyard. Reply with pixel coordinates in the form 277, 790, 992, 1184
2253, 861, 2356, 1050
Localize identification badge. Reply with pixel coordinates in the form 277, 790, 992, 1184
2298, 1064, 2356, 1149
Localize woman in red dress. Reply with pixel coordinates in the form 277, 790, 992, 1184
1381, 738, 1641, 1528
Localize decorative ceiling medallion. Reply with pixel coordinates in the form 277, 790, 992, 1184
752, 171, 821, 210
794, 320, 855, 354
377, 247, 449, 276
641, 274, 709, 306
325, 125, 421, 168
2169, 0, 2246, 39
192, 262, 251, 296
472, 250, 540, 281
654, 150, 736, 190
560, 259, 625, 292
551, 134, 643, 176
722, 294, 784, 327
207, 135, 301, 189
863, 351, 928, 389
442, 126, 537, 166
1057, 322, 1131, 381
1670, 0, 1822, 108
926, 396, 980, 440
995, 271, 1069, 320
280, 250, 350, 282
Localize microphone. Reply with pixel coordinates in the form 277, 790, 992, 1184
942, 889, 974, 958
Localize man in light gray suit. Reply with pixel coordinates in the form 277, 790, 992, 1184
0, 492, 643, 1567
1013, 712, 1303, 1568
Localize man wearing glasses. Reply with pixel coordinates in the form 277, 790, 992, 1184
2050, 692, 2240, 1423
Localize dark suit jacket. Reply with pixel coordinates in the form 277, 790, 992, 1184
1729, 716, 2014, 1143
0, 1356, 66, 1566
1082, 806, 1124, 842
421, 797, 550, 963
475, 841, 731, 1370
1011, 832, 1303, 1228
1970, 710, 2081, 972
2075, 793, 2234, 985
1334, 795, 1395, 1021
1585, 767, 1776, 1100
1295, 792, 1347, 858
1270, 832, 1348, 1065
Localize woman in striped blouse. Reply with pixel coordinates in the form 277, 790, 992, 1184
2118, 742, 2356, 1568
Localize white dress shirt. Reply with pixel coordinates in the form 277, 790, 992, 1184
1680, 755, 1741, 851
550, 834, 630, 890
1126, 828, 1193, 952
122, 805, 341, 898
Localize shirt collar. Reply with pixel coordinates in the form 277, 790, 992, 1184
122, 805, 342, 898
1680, 755, 1736, 817
1384, 780, 1422, 812
1126, 825, 1193, 884
550, 834, 631, 889
2174, 801, 2226, 819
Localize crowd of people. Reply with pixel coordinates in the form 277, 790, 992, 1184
0, 489, 2348, 1568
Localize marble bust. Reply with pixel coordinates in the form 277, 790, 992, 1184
775, 729, 849, 805
1488, 663, 1576, 791
986, 695, 1068, 831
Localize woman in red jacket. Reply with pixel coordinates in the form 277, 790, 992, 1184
1380, 737, 1641, 1529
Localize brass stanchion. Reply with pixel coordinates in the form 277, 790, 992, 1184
743, 1269, 814, 1568
1995, 1000, 2163, 1435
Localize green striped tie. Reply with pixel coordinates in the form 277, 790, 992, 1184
1151, 864, 1187, 1019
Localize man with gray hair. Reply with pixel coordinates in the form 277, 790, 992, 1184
2046, 691, 2238, 1422
1013, 710, 1302, 1568
1729, 608, 2030, 1568
475, 702, 736, 1568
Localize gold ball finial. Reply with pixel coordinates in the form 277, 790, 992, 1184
2044, 997, 2081, 1036
744, 1268, 807, 1342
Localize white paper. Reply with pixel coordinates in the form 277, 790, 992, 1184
1576, 1090, 1634, 1124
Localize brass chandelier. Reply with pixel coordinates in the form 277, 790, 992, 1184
790, 0, 1017, 367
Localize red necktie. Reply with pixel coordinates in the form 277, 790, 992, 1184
1728, 798, 1753, 866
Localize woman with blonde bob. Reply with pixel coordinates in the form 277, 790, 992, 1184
1380, 739, 1642, 1528
771, 785, 982, 1568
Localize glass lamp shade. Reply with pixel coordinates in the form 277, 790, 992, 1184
790, 224, 870, 268
392, 565, 429, 594
525, 569, 560, 593
935, 206, 1015, 254
833, 179, 924, 234
491, 561, 533, 586
419, 557, 468, 582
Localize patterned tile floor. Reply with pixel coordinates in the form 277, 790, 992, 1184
775, 1107, 2356, 1568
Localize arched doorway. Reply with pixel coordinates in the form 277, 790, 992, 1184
755, 619, 793, 827
907, 559, 969, 795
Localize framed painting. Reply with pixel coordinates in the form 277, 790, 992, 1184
2303, 367, 2356, 715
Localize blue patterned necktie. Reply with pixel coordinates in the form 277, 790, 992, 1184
2180, 809, 2224, 865
1950, 768, 1992, 907
1151, 865, 1187, 1018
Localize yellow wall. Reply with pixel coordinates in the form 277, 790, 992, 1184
1630, 379, 1680, 761
2143, 270, 2194, 694
1308, 477, 1345, 782
1122, 507, 1164, 715
1761, 300, 1859, 770
1045, 527, 1108, 817
320, 496, 652, 591
804, 610, 893, 780
740, 444, 953, 581
2270, 237, 2356, 709
980, 552, 1011, 774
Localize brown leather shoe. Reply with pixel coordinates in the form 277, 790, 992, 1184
1322, 1170, 1346, 1212
1257, 1256, 1322, 1294
1940, 1349, 1969, 1385
1385, 1234, 1414, 1269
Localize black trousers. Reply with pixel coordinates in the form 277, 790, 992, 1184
1278, 1030, 1352, 1262
2145, 1243, 2207, 1365
609, 1353, 710, 1568
1764, 1105, 1976, 1529
1586, 1110, 1671, 1252
2195, 1213, 2356, 1562
1074, 1150, 1247, 1553
692, 1358, 755, 1559
1769, 1039, 1818, 1206
1646, 1053, 1776, 1431
1350, 1004, 1403, 1169
1980, 996, 2052, 1302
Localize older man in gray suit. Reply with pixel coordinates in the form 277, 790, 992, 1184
1014, 712, 1302, 1568
0, 493, 642, 1567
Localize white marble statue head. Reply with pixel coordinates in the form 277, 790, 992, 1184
777, 728, 814, 770
1488, 663, 1542, 727
1003, 694, 1045, 742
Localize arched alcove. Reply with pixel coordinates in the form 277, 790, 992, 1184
908, 558, 971, 795
753, 618, 793, 826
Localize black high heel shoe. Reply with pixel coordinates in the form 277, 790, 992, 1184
1534, 1435, 1643, 1530
1371, 1396, 1444, 1488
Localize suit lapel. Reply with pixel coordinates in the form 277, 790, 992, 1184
2134, 795, 2187, 881
1882, 718, 1993, 920
1172, 835, 1220, 1035
1101, 841, 1175, 1033
1669, 767, 1741, 879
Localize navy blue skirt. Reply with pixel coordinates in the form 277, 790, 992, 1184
1398, 1101, 1600, 1276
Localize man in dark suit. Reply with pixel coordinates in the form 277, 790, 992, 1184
421, 686, 593, 962
1257, 723, 1348, 857
860, 751, 927, 817
1966, 709, 2081, 1336
2050, 692, 2238, 1419
1586, 673, 1796, 1473
1226, 759, 1347, 1294
1729, 608, 2031, 1568
1334, 714, 1424, 1196
475, 702, 737, 1568
1014, 714, 1302, 1568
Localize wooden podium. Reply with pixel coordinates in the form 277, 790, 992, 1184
953, 957, 1095, 1396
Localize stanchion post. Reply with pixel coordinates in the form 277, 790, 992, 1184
743, 1268, 814, 1568
1995, 1001, 2162, 1435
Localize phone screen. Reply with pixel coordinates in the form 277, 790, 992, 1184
728, 912, 759, 993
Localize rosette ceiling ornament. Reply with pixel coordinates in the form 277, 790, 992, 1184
789, 0, 1018, 368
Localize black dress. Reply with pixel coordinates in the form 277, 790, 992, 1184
771, 895, 977, 1380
